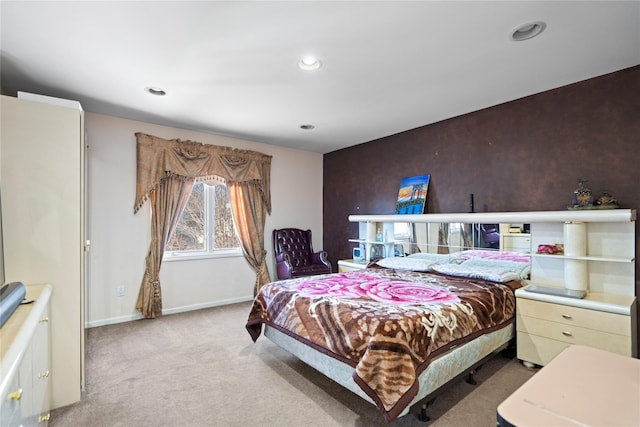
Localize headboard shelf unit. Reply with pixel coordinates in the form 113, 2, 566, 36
350, 210, 637, 364
348, 209, 636, 297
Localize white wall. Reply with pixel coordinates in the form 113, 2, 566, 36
85, 113, 323, 326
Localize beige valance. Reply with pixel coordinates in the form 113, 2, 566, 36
134, 132, 272, 214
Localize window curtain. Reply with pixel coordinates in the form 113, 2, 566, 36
227, 182, 270, 296
134, 133, 272, 318
136, 175, 194, 318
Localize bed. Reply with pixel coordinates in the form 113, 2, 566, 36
246, 252, 529, 422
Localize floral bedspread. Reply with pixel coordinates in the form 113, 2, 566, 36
246, 268, 519, 422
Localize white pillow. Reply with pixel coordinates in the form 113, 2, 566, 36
431, 263, 521, 283
458, 258, 531, 279
375, 256, 436, 272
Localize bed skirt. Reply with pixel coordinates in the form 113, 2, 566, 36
264, 323, 514, 419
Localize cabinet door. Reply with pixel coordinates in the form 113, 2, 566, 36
31, 305, 51, 420
0, 373, 23, 427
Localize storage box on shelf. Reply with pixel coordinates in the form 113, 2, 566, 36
347, 210, 637, 367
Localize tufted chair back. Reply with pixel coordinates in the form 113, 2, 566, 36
272, 228, 332, 280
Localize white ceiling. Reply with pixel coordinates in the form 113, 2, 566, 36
1, 1, 639, 154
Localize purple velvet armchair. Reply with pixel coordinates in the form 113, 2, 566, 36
272, 228, 332, 280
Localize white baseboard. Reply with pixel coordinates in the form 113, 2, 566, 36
85, 295, 254, 328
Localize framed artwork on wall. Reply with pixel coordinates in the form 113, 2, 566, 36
395, 174, 430, 214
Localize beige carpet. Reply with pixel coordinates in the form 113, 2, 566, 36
50, 301, 536, 427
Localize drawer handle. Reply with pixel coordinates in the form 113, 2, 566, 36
561, 314, 572, 320
39, 370, 50, 379
8, 388, 22, 401
40, 317, 49, 323
39, 413, 51, 423
562, 330, 573, 337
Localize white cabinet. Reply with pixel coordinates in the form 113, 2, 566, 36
1, 95, 85, 409
0, 284, 52, 426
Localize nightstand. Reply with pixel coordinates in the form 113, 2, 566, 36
337, 259, 367, 272
515, 286, 637, 366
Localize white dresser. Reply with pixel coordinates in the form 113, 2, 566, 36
0, 284, 52, 427
515, 289, 637, 366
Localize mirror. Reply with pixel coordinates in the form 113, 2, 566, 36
393, 222, 531, 256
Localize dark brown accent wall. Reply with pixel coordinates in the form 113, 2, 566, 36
323, 65, 640, 352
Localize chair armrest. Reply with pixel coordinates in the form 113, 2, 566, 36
275, 252, 293, 280
312, 251, 331, 269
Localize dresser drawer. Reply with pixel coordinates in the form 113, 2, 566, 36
516, 298, 630, 336
516, 314, 631, 355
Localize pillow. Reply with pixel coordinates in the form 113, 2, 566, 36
457, 258, 531, 279
406, 253, 452, 264
431, 263, 522, 283
375, 256, 436, 272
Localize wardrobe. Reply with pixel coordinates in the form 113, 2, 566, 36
1, 94, 86, 409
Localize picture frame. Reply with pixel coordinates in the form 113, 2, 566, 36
395, 174, 430, 214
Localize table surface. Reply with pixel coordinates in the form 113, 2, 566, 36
498, 345, 640, 426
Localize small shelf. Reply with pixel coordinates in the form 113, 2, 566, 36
530, 253, 635, 263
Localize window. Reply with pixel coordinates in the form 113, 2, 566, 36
165, 182, 241, 258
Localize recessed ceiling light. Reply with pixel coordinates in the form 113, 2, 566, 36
300, 124, 315, 130
510, 21, 546, 41
145, 86, 167, 96
298, 56, 321, 71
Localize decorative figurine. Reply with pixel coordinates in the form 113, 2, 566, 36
571, 179, 593, 209
594, 192, 620, 209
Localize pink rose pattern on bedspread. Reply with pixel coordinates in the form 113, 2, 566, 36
246, 269, 519, 422
293, 272, 460, 305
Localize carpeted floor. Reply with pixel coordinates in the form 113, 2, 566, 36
50, 301, 537, 427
